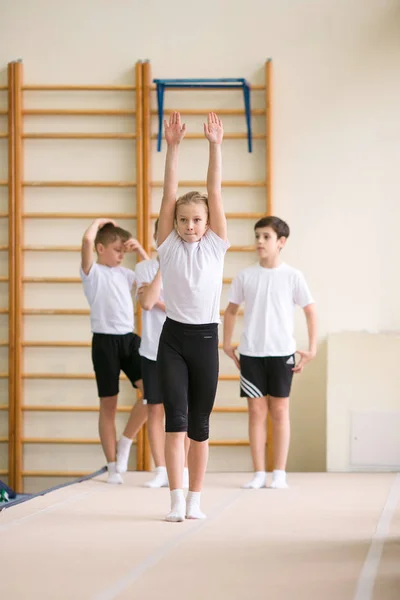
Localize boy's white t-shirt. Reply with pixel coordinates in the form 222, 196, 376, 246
228, 262, 314, 357
157, 228, 230, 325
135, 258, 166, 361
80, 262, 136, 334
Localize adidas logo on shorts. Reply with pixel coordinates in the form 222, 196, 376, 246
286, 356, 294, 365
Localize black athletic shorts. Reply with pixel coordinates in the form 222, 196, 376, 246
239, 354, 295, 399
92, 332, 142, 398
141, 356, 162, 405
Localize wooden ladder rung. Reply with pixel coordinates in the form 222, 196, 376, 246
149, 213, 264, 220
149, 84, 265, 92
24, 277, 83, 283
151, 180, 265, 188
21, 437, 244, 446
151, 133, 265, 140
22, 213, 136, 219
213, 406, 248, 413
22, 341, 238, 349
23, 247, 81, 252
23, 437, 102, 445
23, 373, 99, 379
24, 109, 136, 116
22, 405, 129, 412
228, 246, 255, 252
152, 108, 265, 116
22, 437, 138, 445
23, 84, 136, 91
21, 404, 246, 413
23, 341, 91, 347
23, 309, 89, 315
21, 308, 235, 316
209, 440, 249, 446
23, 133, 136, 140
23, 181, 136, 187
21, 372, 240, 381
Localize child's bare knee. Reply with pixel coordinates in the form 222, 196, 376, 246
100, 396, 118, 415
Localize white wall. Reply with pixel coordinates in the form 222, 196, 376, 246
327, 332, 400, 472
1, 0, 400, 483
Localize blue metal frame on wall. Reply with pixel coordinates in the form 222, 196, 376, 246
153, 78, 252, 152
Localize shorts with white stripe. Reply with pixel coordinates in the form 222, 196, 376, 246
239, 354, 295, 399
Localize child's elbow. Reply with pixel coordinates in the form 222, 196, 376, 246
304, 303, 316, 315
140, 299, 154, 311
226, 303, 239, 316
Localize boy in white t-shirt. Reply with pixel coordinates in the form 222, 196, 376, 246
223, 216, 317, 490
135, 218, 190, 489
80, 219, 149, 484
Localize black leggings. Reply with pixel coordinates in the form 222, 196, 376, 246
157, 318, 219, 442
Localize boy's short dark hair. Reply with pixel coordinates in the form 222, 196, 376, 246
254, 216, 290, 239
94, 222, 132, 249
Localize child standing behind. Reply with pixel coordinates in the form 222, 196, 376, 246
136, 218, 190, 489
223, 216, 317, 490
80, 219, 149, 484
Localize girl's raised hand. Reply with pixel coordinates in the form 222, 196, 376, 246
204, 112, 223, 144
164, 111, 186, 146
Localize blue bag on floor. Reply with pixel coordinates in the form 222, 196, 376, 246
0, 480, 16, 499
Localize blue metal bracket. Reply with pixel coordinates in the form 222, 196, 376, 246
153, 78, 252, 152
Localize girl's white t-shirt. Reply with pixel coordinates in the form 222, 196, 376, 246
157, 228, 230, 325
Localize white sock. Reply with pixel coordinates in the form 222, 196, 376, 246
183, 467, 189, 489
144, 466, 169, 488
186, 491, 206, 520
116, 435, 133, 473
107, 462, 123, 485
242, 471, 267, 489
166, 489, 186, 522
270, 469, 288, 489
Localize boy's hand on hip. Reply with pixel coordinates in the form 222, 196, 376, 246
292, 350, 316, 373
223, 345, 240, 370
